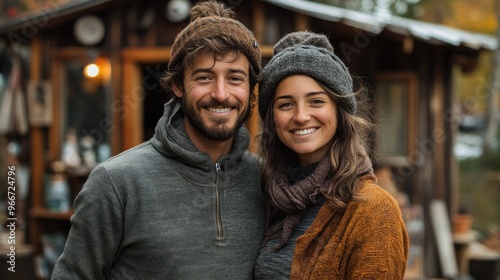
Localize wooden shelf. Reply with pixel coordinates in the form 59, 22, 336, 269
66, 166, 93, 177
30, 208, 74, 220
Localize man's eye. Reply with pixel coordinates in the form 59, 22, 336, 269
229, 76, 244, 82
196, 76, 211, 81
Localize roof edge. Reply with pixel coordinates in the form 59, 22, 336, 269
0, 0, 115, 37
262, 0, 498, 51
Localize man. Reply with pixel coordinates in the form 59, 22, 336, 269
52, 1, 265, 279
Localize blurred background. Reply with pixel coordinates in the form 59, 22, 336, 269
0, 0, 499, 279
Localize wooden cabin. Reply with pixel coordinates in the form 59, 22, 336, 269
0, 0, 496, 278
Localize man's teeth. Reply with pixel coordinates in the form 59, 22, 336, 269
293, 128, 316, 135
208, 107, 231, 113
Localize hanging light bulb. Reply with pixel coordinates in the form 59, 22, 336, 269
84, 63, 100, 78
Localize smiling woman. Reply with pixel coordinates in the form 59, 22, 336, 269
255, 31, 409, 279
272, 75, 338, 166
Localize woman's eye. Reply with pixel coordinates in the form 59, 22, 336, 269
310, 99, 326, 105
277, 102, 293, 109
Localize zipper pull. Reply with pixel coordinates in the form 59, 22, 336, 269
215, 162, 222, 174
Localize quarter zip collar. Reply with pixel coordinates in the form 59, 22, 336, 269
150, 100, 251, 180
214, 160, 225, 242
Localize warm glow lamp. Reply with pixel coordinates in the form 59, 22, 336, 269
84, 63, 100, 78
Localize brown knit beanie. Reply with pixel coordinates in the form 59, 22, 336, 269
258, 31, 355, 119
168, 0, 261, 75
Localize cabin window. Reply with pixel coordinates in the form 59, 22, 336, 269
54, 53, 112, 165
375, 72, 418, 165
63, 62, 109, 143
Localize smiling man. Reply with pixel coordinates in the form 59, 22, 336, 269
173, 51, 253, 160
52, 1, 265, 279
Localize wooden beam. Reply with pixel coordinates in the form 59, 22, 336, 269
121, 60, 143, 150
294, 12, 310, 31
49, 56, 61, 161
253, 0, 265, 44
29, 36, 44, 254
120, 47, 171, 150
29, 36, 44, 209
260, 45, 274, 57
110, 7, 122, 156
121, 47, 170, 63
432, 47, 446, 201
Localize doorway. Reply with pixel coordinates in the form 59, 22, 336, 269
141, 63, 170, 140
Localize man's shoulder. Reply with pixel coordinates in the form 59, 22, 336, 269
96, 141, 162, 172
105, 141, 154, 161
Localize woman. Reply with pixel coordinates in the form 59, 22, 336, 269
254, 31, 409, 279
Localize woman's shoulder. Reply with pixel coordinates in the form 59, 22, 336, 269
354, 177, 401, 212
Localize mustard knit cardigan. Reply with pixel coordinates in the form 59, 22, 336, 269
291, 179, 409, 279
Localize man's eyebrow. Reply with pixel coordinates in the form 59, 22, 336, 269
189, 68, 248, 77
190, 68, 213, 76
227, 69, 248, 77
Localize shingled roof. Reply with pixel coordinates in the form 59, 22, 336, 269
263, 0, 497, 51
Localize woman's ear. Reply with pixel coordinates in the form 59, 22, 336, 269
172, 81, 183, 98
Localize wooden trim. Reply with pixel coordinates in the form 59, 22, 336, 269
49, 58, 61, 161
110, 7, 122, 156
29, 37, 44, 209
408, 74, 418, 158
29, 36, 45, 256
294, 12, 310, 31
253, 1, 265, 44
121, 60, 143, 150
120, 47, 170, 150
121, 47, 170, 63
260, 45, 274, 58
432, 48, 446, 200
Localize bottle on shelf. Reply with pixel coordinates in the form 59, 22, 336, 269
45, 161, 71, 212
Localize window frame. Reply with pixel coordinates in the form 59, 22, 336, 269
374, 72, 418, 167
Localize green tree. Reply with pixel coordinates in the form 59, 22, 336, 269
419, 0, 496, 34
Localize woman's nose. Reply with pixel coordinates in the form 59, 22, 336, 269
293, 106, 310, 122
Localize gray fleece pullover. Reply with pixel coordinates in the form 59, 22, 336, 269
52, 100, 266, 279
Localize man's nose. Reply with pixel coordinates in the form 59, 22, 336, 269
210, 78, 230, 102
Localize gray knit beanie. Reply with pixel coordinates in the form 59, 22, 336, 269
258, 31, 355, 120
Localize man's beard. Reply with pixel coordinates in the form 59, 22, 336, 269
181, 97, 251, 141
